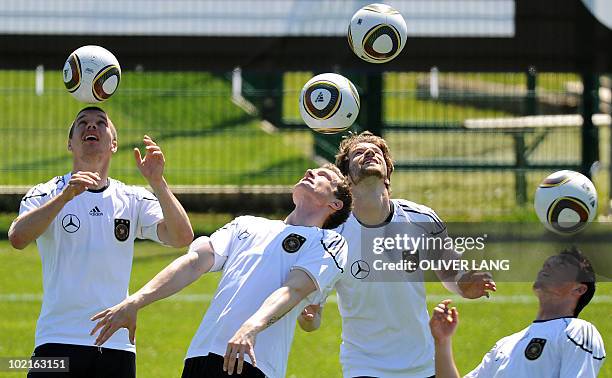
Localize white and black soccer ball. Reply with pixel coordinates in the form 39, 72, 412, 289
348, 3, 408, 64
63, 45, 121, 103
534, 170, 598, 234
299, 73, 360, 134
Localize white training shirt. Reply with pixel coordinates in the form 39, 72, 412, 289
19, 173, 164, 352
330, 199, 447, 378
466, 317, 606, 377
186, 215, 348, 378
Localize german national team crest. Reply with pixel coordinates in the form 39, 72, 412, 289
282, 233, 306, 253
114, 219, 130, 242
524, 338, 546, 360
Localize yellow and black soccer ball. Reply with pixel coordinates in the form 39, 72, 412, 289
534, 170, 598, 234
299, 73, 360, 134
348, 3, 408, 64
63, 45, 121, 103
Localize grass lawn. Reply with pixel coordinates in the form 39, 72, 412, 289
0, 240, 610, 377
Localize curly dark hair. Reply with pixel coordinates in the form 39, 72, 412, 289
335, 131, 394, 188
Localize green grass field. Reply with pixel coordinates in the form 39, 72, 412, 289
1, 240, 610, 377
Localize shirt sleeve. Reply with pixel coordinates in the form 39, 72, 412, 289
18, 184, 54, 239
209, 217, 242, 258
292, 230, 347, 299
187, 236, 228, 272
559, 322, 606, 378
135, 188, 164, 241
19, 184, 51, 215
465, 343, 499, 378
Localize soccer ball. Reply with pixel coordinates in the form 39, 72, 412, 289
348, 3, 408, 64
63, 45, 121, 103
299, 73, 360, 134
534, 170, 598, 234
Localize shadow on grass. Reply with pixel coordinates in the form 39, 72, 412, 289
236, 156, 314, 184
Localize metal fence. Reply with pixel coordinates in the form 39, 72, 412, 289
0, 68, 609, 218
1, 0, 611, 218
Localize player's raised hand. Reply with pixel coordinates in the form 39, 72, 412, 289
224, 323, 257, 375
458, 271, 497, 299
61, 171, 102, 201
429, 299, 459, 342
134, 135, 165, 185
89, 299, 138, 346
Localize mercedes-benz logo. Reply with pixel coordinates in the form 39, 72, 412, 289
351, 260, 371, 279
61, 214, 80, 233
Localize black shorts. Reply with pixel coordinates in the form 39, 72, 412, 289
182, 353, 265, 378
27, 343, 135, 378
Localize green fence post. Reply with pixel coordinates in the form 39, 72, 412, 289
514, 66, 537, 206
242, 72, 283, 126
581, 72, 599, 179
361, 72, 383, 136
314, 132, 343, 162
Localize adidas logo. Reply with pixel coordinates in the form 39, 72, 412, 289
315, 91, 325, 103
89, 206, 103, 216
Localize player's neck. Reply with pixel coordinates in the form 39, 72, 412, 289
351, 181, 391, 226
285, 204, 326, 228
535, 299, 575, 321
72, 159, 111, 190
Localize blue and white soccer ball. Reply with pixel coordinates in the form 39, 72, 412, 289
299, 73, 360, 134
534, 170, 598, 234
348, 3, 408, 64
63, 45, 121, 103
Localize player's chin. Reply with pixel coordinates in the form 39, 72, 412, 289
356, 167, 384, 179
293, 182, 316, 199
293, 181, 311, 191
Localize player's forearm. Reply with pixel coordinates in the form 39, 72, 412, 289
436, 266, 464, 296
436, 248, 465, 296
149, 178, 193, 247
441, 279, 463, 296
8, 193, 69, 249
434, 339, 461, 378
246, 285, 314, 334
130, 252, 205, 309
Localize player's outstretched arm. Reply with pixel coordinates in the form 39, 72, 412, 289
298, 304, 323, 332
89, 237, 216, 346
429, 300, 461, 378
223, 269, 317, 375
9, 171, 102, 249
134, 135, 193, 247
